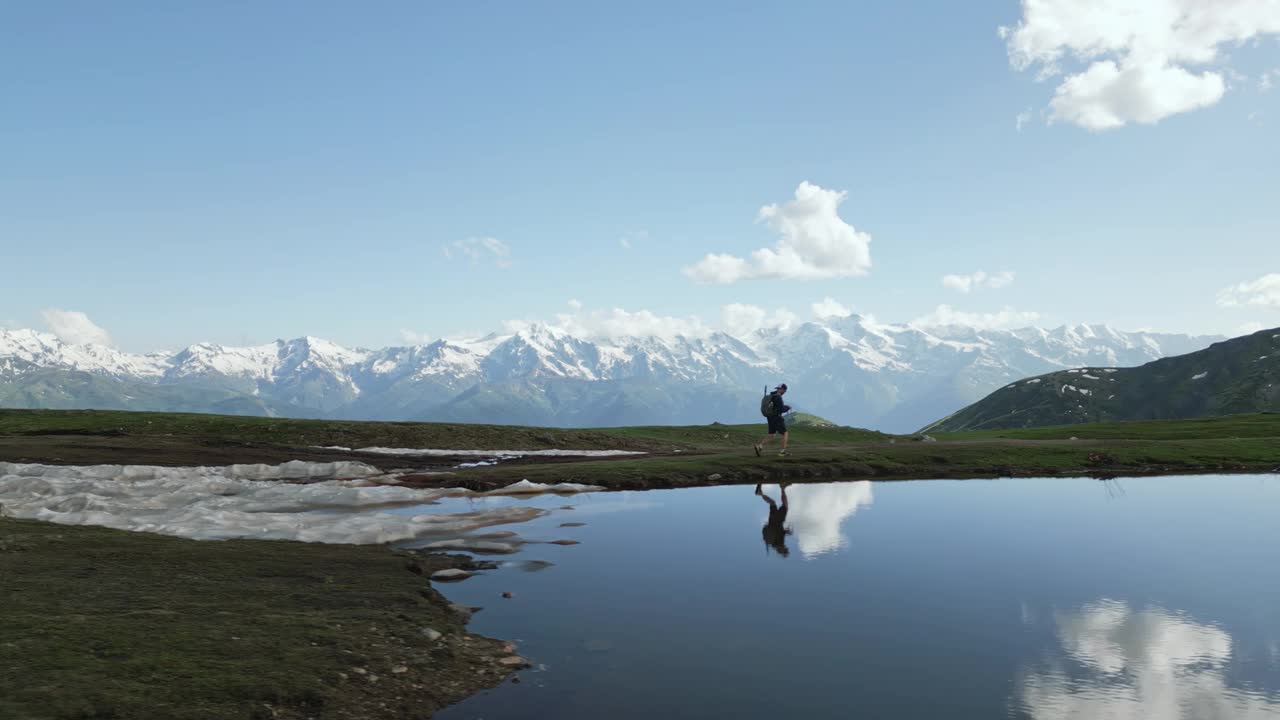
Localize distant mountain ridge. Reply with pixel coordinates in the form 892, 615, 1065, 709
922, 327, 1280, 432
0, 319, 1225, 432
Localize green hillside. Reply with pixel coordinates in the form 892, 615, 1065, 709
923, 327, 1280, 432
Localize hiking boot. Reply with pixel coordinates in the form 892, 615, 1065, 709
753, 444, 762, 457
777, 450, 789, 457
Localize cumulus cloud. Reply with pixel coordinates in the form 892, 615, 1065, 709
1001, 0, 1280, 130
510, 307, 709, 341
721, 304, 799, 337
443, 237, 512, 268
1016, 108, 1034, 131
504, 301, 812, 342
911, 304, 1041, 330
1234, 321, 1265, 336
684, 182, 873, 283
399, 329, 435, 345
811, 297, 854, 319
41, 310, 112, 346
1048, 60, 1224, 130
942, 270, 1016, 293
1217, 273, 1280, 308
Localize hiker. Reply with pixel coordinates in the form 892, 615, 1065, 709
755, 483, 792, 557
754, 383, 791, 457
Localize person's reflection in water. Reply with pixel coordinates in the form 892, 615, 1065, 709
755, 482, 793, 557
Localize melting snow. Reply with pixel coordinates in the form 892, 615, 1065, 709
1081, 374, 1101, 380
485, 480, 603, 495
1192, 372, 1208, 381
1024, 378, 1042, 384
0, 462, 600, 544
323, 446, 645, 458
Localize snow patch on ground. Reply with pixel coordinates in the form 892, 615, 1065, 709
0, 462, 599, 544
323, 446, 645, 458
485, 480, 603, 495
1081, 374, 1101, 380
1024, 378, 1042, 384
1192, 372, 1209, 381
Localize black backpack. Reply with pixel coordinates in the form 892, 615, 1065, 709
760, 388, 776, 417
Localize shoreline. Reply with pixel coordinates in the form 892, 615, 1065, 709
0, 515, 527, 720
4, 432, 1274, 491
3, 409, 1277, 717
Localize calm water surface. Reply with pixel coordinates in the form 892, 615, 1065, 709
419, 475, 1280, 719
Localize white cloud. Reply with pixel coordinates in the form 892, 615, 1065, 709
1260, 69, 1279, 92
1234, 321, 1265, 336
619, 230, 646, 250
515, 307, 709, 341
1016, 108, 1033, 131
1001, 0, 1280, 130
443, 237, 512, 268
1217, 273, 1280, 308
721, 303, 799, 337
911, 304, 1041, 330
567, 299, 583, 311
399, 329, 435, 345
811, 297, 853, 319
685, 253, 751, 283
504, 301, 809, 342
942, 270, 1016, 293
41, 310, 112, 346
1048, 60, 1225, 130
684, 182, 873, 283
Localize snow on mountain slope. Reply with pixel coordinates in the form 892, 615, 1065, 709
0, 321, 1226, 431
0, 329, 170, 378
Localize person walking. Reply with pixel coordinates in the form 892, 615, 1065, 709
754, 383, 791, 457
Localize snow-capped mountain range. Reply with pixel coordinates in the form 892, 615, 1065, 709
0, 319, 1223, 432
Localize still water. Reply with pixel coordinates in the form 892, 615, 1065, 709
424, 475, 1280, 719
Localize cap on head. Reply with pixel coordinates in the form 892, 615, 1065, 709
776, 383, 788, 392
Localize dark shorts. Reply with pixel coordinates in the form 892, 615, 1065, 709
767, 415, 787, 435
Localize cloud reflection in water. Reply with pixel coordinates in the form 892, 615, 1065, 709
1019, 599, 1280, 719
763, 481, 874, 559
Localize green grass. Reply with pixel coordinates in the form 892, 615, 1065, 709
0, 409, 884, 452
1, 409, 1277, 489
930, 412, 1280, 441
0, 517, 506, 720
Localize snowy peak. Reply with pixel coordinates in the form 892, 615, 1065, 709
0, 322, 1229, 431
0, 329, 169, 378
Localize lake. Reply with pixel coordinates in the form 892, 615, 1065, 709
415, 475, 1280, 719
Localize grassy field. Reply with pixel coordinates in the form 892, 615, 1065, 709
1, 409, 1277, 488
929, 412, 1280, 441
0, 516, 517, 720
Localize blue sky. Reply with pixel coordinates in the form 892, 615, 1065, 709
3, 1, 1279, 352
